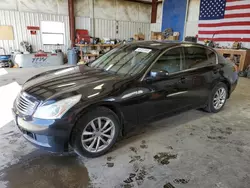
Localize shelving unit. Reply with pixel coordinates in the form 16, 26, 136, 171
75, 44, 119, 61
215, 48, 250, 71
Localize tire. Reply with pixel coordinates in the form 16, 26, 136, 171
203, 82, 228, 113
71, 107, 120, 158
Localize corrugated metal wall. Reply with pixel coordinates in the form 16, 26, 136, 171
76, 17, 151, 40
150, 23, 162, 32
0, 10, 70, 54
0, 9, 151, 54
75, 16, 91, 31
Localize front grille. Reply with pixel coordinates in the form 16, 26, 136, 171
16, 92, 39, 115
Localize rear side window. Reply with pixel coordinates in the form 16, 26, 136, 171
207, 49, 217, 64
184, 47, 216, 70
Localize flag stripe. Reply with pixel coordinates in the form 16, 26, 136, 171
199, 33, 250, 38
226, 1, 250, 7
198, 38, 250, 42
199, 30, 250, 34
224, 13, 250, 18
199, 17, 250, 24
225, 9, 250, 15
226, 0, 242, 2
199, 21, 250, 27
225, 4, 250, 10
199, 26, 250, 31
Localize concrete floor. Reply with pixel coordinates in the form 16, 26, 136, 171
0, 67, 250, 188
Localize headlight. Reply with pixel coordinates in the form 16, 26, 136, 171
33, 94, 82, 119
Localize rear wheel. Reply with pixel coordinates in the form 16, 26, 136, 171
71, 107, 120, 158
203, 82, 228, 113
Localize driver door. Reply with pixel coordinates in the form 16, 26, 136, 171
137, 47, 191, 122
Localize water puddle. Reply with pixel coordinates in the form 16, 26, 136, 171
0, 154, 89, 188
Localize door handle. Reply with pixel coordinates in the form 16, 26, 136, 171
179, 77, 186, 83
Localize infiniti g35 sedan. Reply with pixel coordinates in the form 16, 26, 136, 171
12, 41, 238, 157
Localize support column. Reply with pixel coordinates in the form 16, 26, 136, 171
68, 0, 75, 48
151, 0, 157, 23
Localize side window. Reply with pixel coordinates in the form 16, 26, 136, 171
151, 48, 183, 74
207, 49, 217, 64
184, 47, 215, 69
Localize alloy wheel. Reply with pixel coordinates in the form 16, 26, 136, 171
213, 87, 226, 110
81, 117, 115, 153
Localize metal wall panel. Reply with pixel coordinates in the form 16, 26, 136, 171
93, 18, 150, 40
150, 23, 162, 32
0, 10, 70, 54
118, 21, 151, 40
94, 18, 117, 39
75, 16, 91, 31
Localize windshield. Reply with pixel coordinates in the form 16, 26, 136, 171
90, 45, 159, 76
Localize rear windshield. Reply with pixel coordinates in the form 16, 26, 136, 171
90, 45, 159, 76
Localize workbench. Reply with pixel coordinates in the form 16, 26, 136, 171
75, 44, 119, 61
215, 48, 250, 71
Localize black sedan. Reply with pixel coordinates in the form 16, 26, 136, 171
13, 41, 238, 157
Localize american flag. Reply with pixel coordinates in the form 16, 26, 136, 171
198, 0, 250, 46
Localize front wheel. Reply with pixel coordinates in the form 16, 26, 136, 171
71, 107, 120, 158
203, 82, 228, 113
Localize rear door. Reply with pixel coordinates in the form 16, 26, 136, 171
182, 45, 218, 107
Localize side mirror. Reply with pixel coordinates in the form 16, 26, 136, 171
150, 69, 169, 79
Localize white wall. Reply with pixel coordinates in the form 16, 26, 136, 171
185, 0, 200, 37
0, 9, 70, 54
75, 0, 151, 22
0, 0, 151, 22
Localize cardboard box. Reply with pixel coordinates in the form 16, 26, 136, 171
167, 36, 179, 41
134, 33, 145, 40
151, 32, 165, 40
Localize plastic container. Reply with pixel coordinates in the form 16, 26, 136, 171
67, 48, 78, 65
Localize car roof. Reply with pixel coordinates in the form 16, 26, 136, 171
127, 40, 207, 51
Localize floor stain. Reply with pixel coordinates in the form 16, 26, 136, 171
166, 146, 173, 150
140, 140, 148, 149
129, 155, 144, 163
163, 182, 175, 188
147, 176, 157, 181
0, 154, 89, 188
154, 152, 177, 165
207, 136, 226, 140
107, 156, 115, 161
129, 147, 138, 154
123, 165, 147, 187
173, 178, 189, 184
107, 162, 114, 168
210, 127, 233, 135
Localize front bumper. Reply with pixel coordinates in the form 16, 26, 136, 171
12, 109, 72, 153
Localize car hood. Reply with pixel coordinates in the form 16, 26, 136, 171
22, 65, 122, 101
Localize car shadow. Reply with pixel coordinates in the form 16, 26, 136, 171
113, 108, 213, 150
